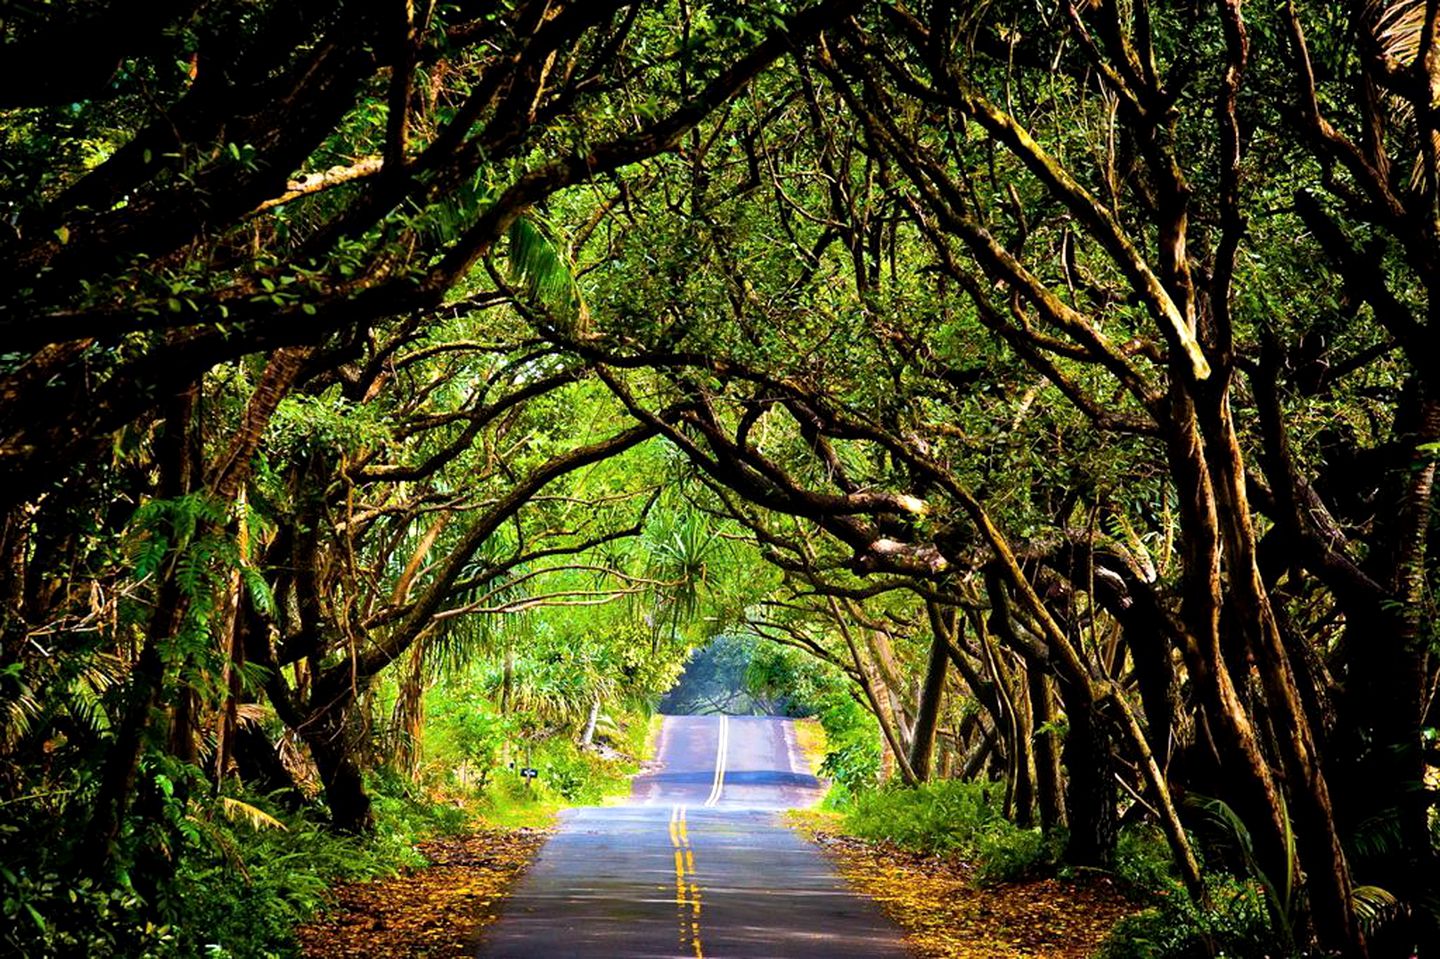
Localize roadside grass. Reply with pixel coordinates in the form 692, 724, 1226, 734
643, 711, 665, 761
474, 785, 566, 830
473, 739, 644, 826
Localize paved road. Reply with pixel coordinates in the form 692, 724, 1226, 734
476, 714, 908, 958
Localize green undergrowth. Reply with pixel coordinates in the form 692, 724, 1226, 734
831, 782, 1294, 956
818, 781, 1295, 957
435, 707, 655, 830
1, 771, 470, 959
1098, 823, 1292, 959
3, 704, 658, 958
839, 779, 1063, 883
470, 743, 641, 828
173, 780, 469, 959
1096, 874, 1284, 959
413, 675, 655, 798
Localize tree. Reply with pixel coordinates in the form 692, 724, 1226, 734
508, 4, 1440, 951
0, 3, 859, 946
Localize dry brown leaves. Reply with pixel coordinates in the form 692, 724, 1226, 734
295, 827, 549, 959
799, 821, 1136, 959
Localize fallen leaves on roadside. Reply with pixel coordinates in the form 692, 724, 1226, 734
295, 827, 549, 958
792, 814, 1136, 959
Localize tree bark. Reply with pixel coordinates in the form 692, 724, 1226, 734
580, 697, 602, 748
909, 603, 953, 781
302, 703, 373, 834
1029, 670, 1065, 831
1059, 690, 1116, 868
1200, 383, 1361, 955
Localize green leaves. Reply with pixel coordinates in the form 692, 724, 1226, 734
507, 216, 588, 333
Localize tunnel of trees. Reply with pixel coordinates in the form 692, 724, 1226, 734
3, 1, 1439, 956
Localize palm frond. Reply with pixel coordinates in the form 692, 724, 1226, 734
1365, 0, 1424, 65
507, 216, 588, 333
1359, 0, 1438, 188
217, 796, 289, 831
1184, 792, 1296, 940
1352, 884, 1401, 935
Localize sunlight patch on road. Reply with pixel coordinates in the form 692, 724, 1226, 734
703, 714, 729, 807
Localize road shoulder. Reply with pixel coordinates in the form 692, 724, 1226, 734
790, 812, 1136, 959
294, 826, 549, 958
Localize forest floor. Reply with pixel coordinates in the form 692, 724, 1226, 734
792, 814, 1137, 959
294, 826, 549, 959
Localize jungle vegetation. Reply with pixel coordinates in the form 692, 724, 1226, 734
2, 1, 1439, 956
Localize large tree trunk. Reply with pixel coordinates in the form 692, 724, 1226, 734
84, 387, 197, 865
1029, 670, 1065, 831
303, 703, 374, 834
1059, 691, 1116, 868
909, 604, 954, 781
1201, 386, 1361, 956
1165, 386, 1294, 886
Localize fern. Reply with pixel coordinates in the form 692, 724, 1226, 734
242, 566, 277, 617
1184, 793, 1296, 945
132, 534, 170, 580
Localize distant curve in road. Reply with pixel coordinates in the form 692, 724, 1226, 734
475, 714, 907, 958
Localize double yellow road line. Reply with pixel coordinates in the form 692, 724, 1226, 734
670, 805, 703, 958
668, 716, 730, 958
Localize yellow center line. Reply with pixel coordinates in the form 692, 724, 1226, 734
668, 803, 705, 957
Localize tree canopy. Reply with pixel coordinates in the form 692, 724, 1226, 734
3, 2, 1440, 957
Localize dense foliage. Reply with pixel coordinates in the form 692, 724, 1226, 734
4, 1, 1440, 956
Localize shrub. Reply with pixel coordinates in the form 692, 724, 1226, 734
0, 766, 473, 958
977, 826, 1063, 883
845, 779, 1006, 854
819, 737, 882, 806
1114, 823, 1185, 897
842, 779, 1059, 881
1097, 874, 1288, 959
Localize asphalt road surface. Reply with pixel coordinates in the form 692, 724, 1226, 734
475, 714, 908, 958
